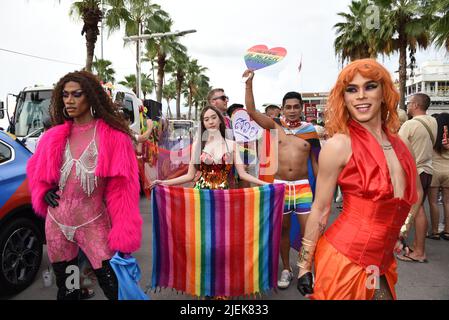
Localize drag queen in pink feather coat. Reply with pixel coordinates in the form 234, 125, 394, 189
27, 71, 142, 300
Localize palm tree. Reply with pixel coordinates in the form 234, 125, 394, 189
69, 0, 103, 72
192, 76, 211, 121
146, 39, 188, 104
105, 0, 169, 96
373, 0, 432, 110
430, 0, 449, 51
92, 57, 116, 83
105, 0, 169, 37
142, 14, 188, 104
140, 73, 155, 98
334, 0, 381, 64
168, 49, 190, 119
162, 80, 177, 118
119, 73, 153, 97
119, 74, 137, 94
184, 59, 209, 120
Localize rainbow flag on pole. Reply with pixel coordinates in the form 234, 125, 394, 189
151, 184, 285, 297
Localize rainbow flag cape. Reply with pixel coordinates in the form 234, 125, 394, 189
151, 184, 285, 297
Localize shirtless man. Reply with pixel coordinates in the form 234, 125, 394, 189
243, 69, 320, 289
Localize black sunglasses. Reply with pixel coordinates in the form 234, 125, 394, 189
62, 90, 84, 98
212, 95, 229, 102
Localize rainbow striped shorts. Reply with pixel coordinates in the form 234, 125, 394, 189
274, 179, 312, 215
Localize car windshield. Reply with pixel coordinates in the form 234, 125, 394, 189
169, 121, 194, 138
14, 90, 52, 137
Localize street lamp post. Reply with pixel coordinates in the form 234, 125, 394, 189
123, 29, 196, 99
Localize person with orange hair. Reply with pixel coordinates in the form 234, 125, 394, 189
296, 59, 423, 300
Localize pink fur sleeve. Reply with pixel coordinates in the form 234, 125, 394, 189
26, 137, 52, 217
104, 132, 143, 253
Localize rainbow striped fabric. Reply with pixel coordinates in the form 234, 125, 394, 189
151, 184, 285, 297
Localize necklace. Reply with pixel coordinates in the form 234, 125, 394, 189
282, 118, 301, 129
365, 127, 392, 151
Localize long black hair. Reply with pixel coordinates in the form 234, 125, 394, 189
50, 70, 131, 137
194, 105, 227, 170
432, 112, 449, 155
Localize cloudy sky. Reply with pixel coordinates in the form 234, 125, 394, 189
0, 0, 446, 125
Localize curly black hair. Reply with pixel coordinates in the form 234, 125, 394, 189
50, 70, 131, 137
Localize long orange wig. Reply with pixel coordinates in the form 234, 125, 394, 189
325, 59, 400, 136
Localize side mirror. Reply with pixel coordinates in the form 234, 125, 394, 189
0, 101, 4, 119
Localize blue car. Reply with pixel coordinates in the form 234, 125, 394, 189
0, 130, 44, 295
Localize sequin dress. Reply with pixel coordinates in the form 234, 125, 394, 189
194, 150, 233, 190
46, 120, 114, 269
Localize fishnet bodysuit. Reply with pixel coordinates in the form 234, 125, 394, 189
46, 120, 114, 269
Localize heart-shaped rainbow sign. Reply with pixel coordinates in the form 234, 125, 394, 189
244, 45, 287, 71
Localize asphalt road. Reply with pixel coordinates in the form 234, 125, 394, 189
7, 195, 449, 300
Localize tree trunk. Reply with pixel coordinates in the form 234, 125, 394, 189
176, 73, 184, 119
398, 22, 407, 111
188, 89, 193, 120
156, 52, 165, 103
166, 99, 173, 118
82, 8, 101, 73
151, 60, 156, 86
85, 28, 97, 72
176, 83, 181, 120
195, 102, 199, 120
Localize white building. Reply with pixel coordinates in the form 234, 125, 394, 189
406, 60, 449, 114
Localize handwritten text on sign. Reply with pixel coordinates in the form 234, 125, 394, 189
231, 109, 261, 143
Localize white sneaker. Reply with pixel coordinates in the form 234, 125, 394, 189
277, 269, 293, 289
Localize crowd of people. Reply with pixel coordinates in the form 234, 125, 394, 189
25, 58, 449, 300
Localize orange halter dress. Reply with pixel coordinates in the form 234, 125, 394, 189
311, 120, 418, 300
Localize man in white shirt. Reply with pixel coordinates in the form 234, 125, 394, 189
398, 93, 437, 263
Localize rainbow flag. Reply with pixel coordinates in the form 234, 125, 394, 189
151, 184, 285, 297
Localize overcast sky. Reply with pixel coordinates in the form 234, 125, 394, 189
1, 0, 447, 125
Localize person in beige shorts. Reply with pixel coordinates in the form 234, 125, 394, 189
428, 113, 449, 241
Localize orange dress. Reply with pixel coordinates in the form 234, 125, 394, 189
311, 120, 418, 300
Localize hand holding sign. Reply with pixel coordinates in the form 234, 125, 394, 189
241, 69, 255, 84
244, 45, 287, 71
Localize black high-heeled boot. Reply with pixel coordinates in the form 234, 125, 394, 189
94, 260, 118, 300
52, 257, 80, 300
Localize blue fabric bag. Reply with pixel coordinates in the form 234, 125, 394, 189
109, 252, 150, 300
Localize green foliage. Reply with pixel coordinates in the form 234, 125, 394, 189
119, 73, 154, 97
92, 57, 116, 83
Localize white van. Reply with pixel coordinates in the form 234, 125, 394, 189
2, 84, 142, 153
106, 84, 142, 136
